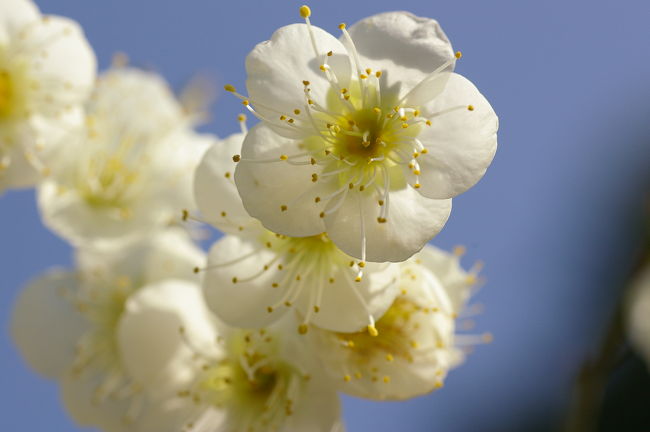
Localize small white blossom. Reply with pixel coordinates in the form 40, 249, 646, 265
0, 0, 96, 192
306, 244, 488, 400
194, 132, 401, 334
119, 289, 342, 432
11, 229, 205, 431
230, 7, 498, 262
37, 66, 212, 246
626, 264, 650, 367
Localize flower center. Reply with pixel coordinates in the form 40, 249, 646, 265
0, 70, 14, 119
186, 332, 303, 430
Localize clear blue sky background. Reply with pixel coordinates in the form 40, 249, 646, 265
2, 1, 650, 431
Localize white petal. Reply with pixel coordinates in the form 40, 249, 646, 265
60, 373, 131, 432
0, 0, 39, 44
411, 73, 498, 199
345, 12, 454, 101
0, 132, 39, 191
22, 16, 96, 106
296, 261, 401, 333
203, 234, 288, 328
117, 280, 220, 399
76, 227, 205, 285
284, 374, 341, 432
324, 188, 452, 262
193, 133, 260, 233
246, 23, 351, 135
234, 123, 329, 237
11, 270, 88, 378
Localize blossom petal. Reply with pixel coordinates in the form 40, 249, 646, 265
246, 23, 351, 136
203, 234, 288, 328
0, 0, 39, 44
11, 270, 88, 379
410, 73, 498, 199
324, 188, 452, 262
345, 12, 454, 101
117, 280, 220, 399
234, 123, 330, 237
295, 261, 401, 333
194, 133, 260, 233
287, 374, 341, 432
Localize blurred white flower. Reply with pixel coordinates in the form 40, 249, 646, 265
230, 7, 498, 262
306, 244, 489, 400
120, 287, 342, 432
0, 0, 96, 192
37, 66, 212, 246
11, 229, 204, 431
626, 264, 650, 366
194, 132, 401, 334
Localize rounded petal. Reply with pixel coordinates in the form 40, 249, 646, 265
193, 133, 259, 233
324, 188, 452, 262
11, 270, 88, 378
76, 227, 205, 285
246, 23, 351, 134
0, 0, 39, 44
234, 123, 329, 237
296, 261, 401, 333
345, 12, 455, 101
203, 234, 289, 328
412, 73, 498, 199
24, 16, 96, 106
117, 280, 220, 399
0, 132, 39, 191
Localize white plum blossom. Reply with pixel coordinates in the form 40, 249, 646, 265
230, 7, 498, 262
306, 244, 489, 400
194, 131, 401, 334
37, 66, 212, 246
120, 288, 342, 432
0, 0, 96, 192
11, 229, 205, 431
626, 264, 650, 367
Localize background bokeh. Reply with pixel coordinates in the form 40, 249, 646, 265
2, 1, 650, 431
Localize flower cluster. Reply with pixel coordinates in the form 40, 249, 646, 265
9, 2, 497, 431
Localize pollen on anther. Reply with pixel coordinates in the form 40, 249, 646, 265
294, 109, 301, 115
279, 154, 288, 161
298, 324, 309, 335
455, 51, 463, 59
232, 154, 241, 162
281, 205, 288, 212
414, 183, 421, 189
338, 23, 347, 30
319, 211, 325, 218
314, 196, 321, 203
224, 84, 236, 92
302, 80, 310, 86
327, 50, 333, 56
311, 173, 318, 182
343, 375, 351, 382
267, 306, 274, 313
367, 325, 379, 337
299, 5, 312, 18
467, 105, 475, 111
237, 114, 246, 122
232, 277, 238, 284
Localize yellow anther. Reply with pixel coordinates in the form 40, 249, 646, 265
319, 65, 327, 71
319, 211, 325, 218
232, 154, 241, 162
346, 340, 355, 348
365, 68, 372, 74
294, 109, 301, 115
373, 107, 381, 114
284, 301, 292, 307
287, 118, 295, 124
378, 199, 384, 206
453, 245, 466, 256
359, 74, 368, 79
434, 380, 444, 389
421, 148, 429, 154
455, 51, 462, 59
413, 170, 421, 175
272, 283, 279, 288
267, 306, 274, 313
426, 120, 432, 126
413, 152, 420, 158
314, 196, 321, 203
193, 267, 200, 274
280, 205, 288, 212
279, 154, 288, 161
348, 183, 354, 189
232, 277, 238, 284
224, 84, 236, 92
343, 375, 351, 382
410, 340, 419, 348
386, 354, 394, 362
375, 71, 382, 78
310, 157, 316, 165
358, 261, 365, 268
313, 305, 320, 313
280, 115, 287, 121
307, 99, 314, 105
237, 114, 246, 122
224, 172, 231, 178
242, 100, 249, 106
181, 209, 189, 221
338, 23, 347, 29
377, 217, 387, 223
402, 123, 409, 128
467, 104, 475, 111
355, 276, 362, 282
298, 324, 309, 335
341, 88, 348, 94
327, 50, 333, 56
299, 5, 312, 18
311, 173, 318, 182
413, 183, 421, 189
354, 372, 362, 379
302, 80, 310, 86
221, 211, 227, 217
383, 376, 391, 383
367, 325, 379, 337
